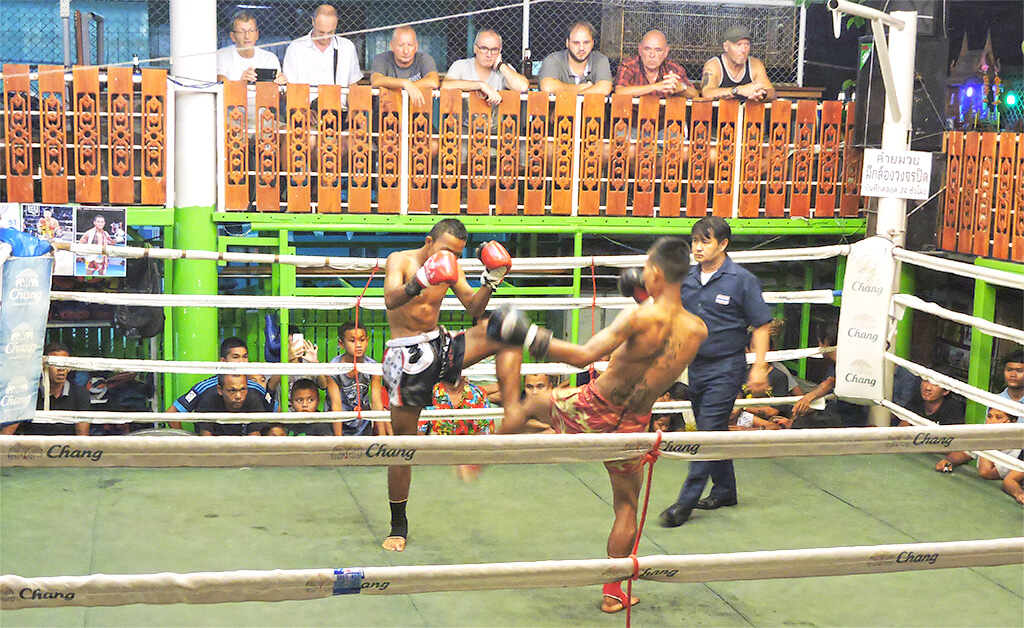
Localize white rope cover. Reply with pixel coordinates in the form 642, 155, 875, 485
893, 248, 1024, 291
3, 425, 1020, 468
891, 294, 1024, 345
50, 290, 838, 309
54, 242, 848, 271
879, 400, 1024, 473
885, 353, 1024, 420
43, 347, 826, 377
1, 538, 1019, 609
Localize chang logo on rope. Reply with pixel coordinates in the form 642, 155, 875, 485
18, 588, 74, 601
331, 445, 363, 461
9, 270, 44, 303
896, 551, 938, 565
661, 442, 700, 456
912, 433, 954, 448
365, 443, 415, 461
844, 360, 877, 387
4, 324, 39, 357
6, 443, 43, 461
46, 444, 103, 462
638, 568, 679, 579
850, 281, 883, 295
1, 377, 34, 409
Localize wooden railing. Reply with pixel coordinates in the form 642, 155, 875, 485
941, 132, 1023, 263
1, 64, 170, 206
221, 82, 864, 218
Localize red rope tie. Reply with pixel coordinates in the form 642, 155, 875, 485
625, 430, 662, 628
350, 265, 379, 422
588, 258, 598, 381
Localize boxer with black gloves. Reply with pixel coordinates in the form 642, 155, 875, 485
380, 218, 526, 552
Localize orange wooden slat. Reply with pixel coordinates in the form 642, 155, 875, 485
606, 93, 632, 217
254, 81, 281, 212
466, 92, 493, 215
659, 97, 687, 218
789, 100, 816, 218
632, 94, 659, 217
1012, 134, 1024, 262
578, 93, 605, 216
523, 92, 549, 216
991, 133, 1017, 261
712, 99, 739, 217
106, 66, 135, 204
814, 100, 843, 217
377, 87, 402, 214
958, 132, 981, 254
764, 99, 792, 217
495, 92, 521, 215
972, 132, 997, 257
285, 84, 311, 212
839, 102, 862, 216
2, 64, 34, 202
437, 89, 463, 214
940, 131, 963, 252
316, 84, 343, 213
408, 85, 433, 214
39, 64, 69, 204
72, 66, 101, 203
550, 92, 575, 215
346, 85, 373, 214
222, 79, 250, 211
737, 101, 765, 218
140, 68, 168, 206
686, 100, 713, 217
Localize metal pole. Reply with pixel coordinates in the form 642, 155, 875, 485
522, 0, 531, 66
60, 0, 72, 67
797, 4, 807, 87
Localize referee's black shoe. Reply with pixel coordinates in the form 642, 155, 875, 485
658, 504, 692, 527
695, 496, 738, 510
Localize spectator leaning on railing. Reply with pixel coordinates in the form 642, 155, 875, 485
613, 29, 697, 99
700, 24, 775, 102
538, 21, 612, 96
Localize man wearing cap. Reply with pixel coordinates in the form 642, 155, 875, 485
700, 24, 775, 102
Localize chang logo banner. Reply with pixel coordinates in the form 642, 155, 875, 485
0, 255, 52, 423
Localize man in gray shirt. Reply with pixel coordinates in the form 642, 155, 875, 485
442, 29, 528, 105
370, 26, 439, 107
538, 21, 613, 95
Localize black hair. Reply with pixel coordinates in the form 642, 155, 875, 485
428, 218, 468, 243
217, 373, 247, 388
648, 236, 690, 283
338, 320, 367, 338
219, 337, 247, 358
814, 318, 838, 347
43, 341, 70, 355
1003, 350, 1024, 368
291, 378, 319, 397
691, 216, 731, 245
287, 325, 302, 336
260, 423, 289, 436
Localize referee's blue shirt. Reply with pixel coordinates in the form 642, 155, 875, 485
681, 255, 773, 360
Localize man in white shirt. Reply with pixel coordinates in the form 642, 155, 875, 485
442, 29, 528, 105
282, 4, 363, 110
216, 11, 285, 131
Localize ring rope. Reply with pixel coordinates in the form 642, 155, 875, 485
1, 537, 1018, 609
4, 425, 1020, 468
891, 294, 1024, 345
351, 266, 380, 421
892, 248, 1024, 291
878, 399, 1024, 473
588, 258, 598, 382
625, 430, 662, 627
885, 353, 1024, 419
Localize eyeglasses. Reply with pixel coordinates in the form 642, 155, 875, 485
475, 45, 501, 55
233, 29, 258, 36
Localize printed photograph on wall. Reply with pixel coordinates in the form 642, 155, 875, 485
74, 206, 127, 278
0, 203, 22, 230
22, 204, 75, 275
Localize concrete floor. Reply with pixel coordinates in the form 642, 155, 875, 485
1, 452, 1022, 627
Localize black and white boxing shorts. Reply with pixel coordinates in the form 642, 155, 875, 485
382, 327, 466, 407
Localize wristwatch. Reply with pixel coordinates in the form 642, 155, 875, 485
730, 86, 738, 97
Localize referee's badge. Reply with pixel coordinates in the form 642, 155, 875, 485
715, 294, 730, 305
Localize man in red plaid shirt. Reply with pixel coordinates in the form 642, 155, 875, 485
613, 30, 697, 99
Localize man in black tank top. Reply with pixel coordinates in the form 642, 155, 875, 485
700, 24, 775, 102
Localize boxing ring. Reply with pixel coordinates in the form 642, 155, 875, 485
2, 236, 1022, 626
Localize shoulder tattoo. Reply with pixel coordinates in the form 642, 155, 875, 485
701, 70, 712, 90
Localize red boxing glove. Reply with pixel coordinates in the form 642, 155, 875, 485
617, 268, 649, 304
477, 240, 511, 289
405, 250, 459, 297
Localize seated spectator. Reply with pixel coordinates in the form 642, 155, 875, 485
898, 378, 965, 427
370, 26, 439, 108
791, 322, 867, 427
268, 326, 319, 396
323, 321, 386, 436
1002, 469, 1024, 505
262, 423, 289, 437
651, 383, 687, 433
700, 24, 775, 102
420, 376, 493, 436
936, 407, 1022, 477
194, 374, 267, 436
538, 21, 613, 95
730, 361, 798, 430
442, 29, 529, 106
523, 373, 555, 398
288, 377, 331, 436
614, 30, 696, 99
997, 350, 1023, 422
3, 342, 90, 436
216, 10, 286, 131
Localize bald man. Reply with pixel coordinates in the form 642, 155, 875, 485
282, 4, 363, 108
370, 26, 440, 107
614, 30, 697, 99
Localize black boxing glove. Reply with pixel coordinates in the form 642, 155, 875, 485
486, 304, 553, 359
617, 268, 649, 303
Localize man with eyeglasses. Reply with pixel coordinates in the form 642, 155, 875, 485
283, 4, 363, 109
217, 11, 286, 132
614, 30, 696, 99
538, 21, 612, 95
442, 29, 528, 106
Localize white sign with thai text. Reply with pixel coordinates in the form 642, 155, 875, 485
861, 149, 932, 200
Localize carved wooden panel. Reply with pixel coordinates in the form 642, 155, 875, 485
495, 93, 521, 215
73, 66, 101, 203
764, 100, 792, 217
659, 97, 687, 218
2, 64, 33, 202
39, 65, 69, 204
466, 92, 493, 215
255, 81, 281, 211
408, 85, 433, 214
737, 101, 764, 218
940, 131, 963, 252
285, 84, 311, 212
632, 94, 659, 217
106, 66, 134, 204
789, 100, 816, 218
377, 87, 401, 214
550, 92, 575, 215
1013, 133, 1024, 262
712, 99, 738, 217
437, 89, 463, 214
524, 92, 549, 216
958, 132, 981, 254
140, 69, 167, 206
223, 79, 249, 211
839, 102, 862, 216
972, 132, 997, 257
686, 100, 713, 217
316, 84, 343, 213
578, 93, 605, 216
991, 133, 1016, 260
347, 85, 372, 214
815, 100, 842, 217
606, 93, 632, 217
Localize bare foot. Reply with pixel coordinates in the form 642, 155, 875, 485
601, 593, 639, 613
382, 536, 406, 552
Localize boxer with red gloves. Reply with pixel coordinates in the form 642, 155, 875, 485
617, 267, 649, 303
380, 218, 526, 553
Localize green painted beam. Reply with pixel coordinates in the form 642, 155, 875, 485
967, 278, 997, 424
895, 264, 915, 360
974, 257, 1024, 274
126, 207, 176, 226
